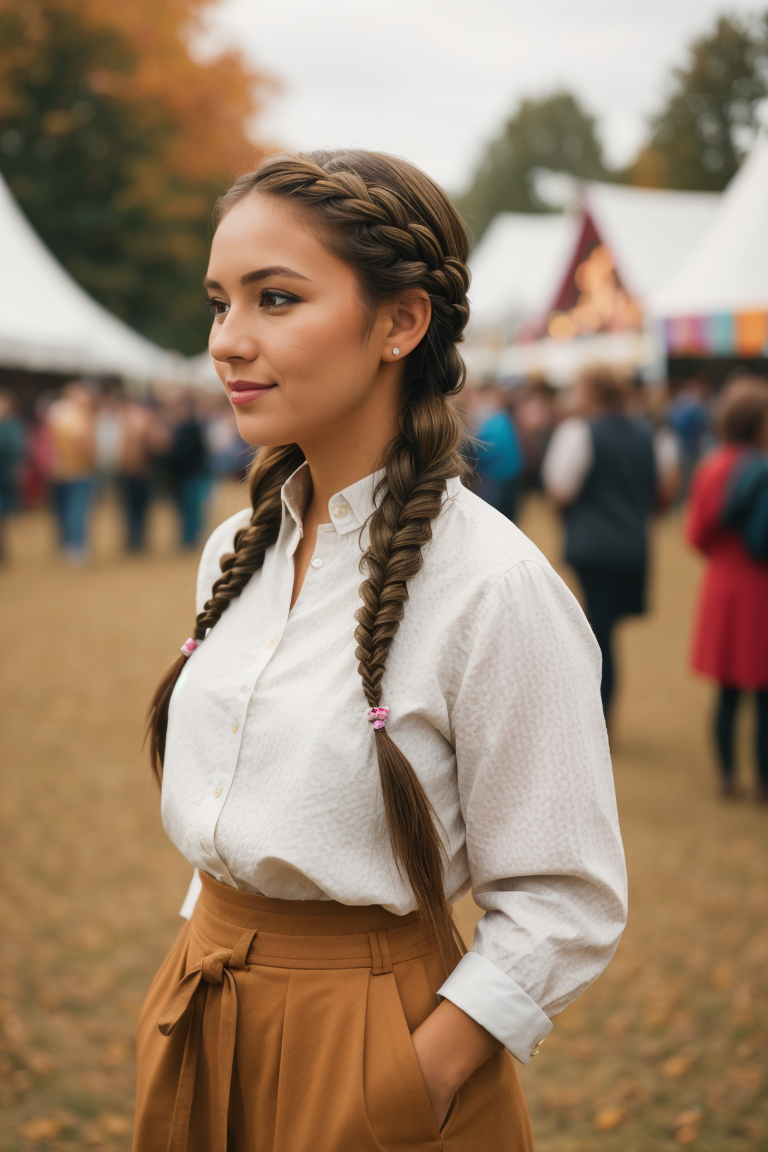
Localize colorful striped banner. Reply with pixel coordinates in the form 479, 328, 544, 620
664, 311, 768, 357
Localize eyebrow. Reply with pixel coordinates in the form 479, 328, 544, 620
204, 266, 310, 290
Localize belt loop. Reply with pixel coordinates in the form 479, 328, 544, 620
368, 930, 393, 975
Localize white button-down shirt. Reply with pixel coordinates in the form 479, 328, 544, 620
163, 465, 627, 1062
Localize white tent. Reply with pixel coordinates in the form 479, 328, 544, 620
583, 182, 721, 301
467, 212, 581, 337
464, 182, 722, 383
0, 171, 186, 380
651, 133, 768, 318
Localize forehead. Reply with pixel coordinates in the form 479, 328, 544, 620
208, 193, 350, 283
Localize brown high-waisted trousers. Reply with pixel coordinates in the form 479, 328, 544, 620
134, 870, 534, 1151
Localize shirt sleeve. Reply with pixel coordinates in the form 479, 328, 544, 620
438, 558, 627, 1062
541, 418, 593, 503
653, 426, 681, 484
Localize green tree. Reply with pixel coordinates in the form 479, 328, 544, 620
456, 92, 608, 244
0, 1, 271, 354
632, 13, 768, 190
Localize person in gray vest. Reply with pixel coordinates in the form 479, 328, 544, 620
543, 365, 679, 719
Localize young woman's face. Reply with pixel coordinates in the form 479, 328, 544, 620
205, 193, 394, 450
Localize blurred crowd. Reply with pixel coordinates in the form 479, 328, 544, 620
462, 366, 768, 803
0, 382, 252, 563
1, 365, 767, 802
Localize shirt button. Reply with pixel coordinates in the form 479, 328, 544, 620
214, 784, 222, 798
232, 721, 238, 734
331, 504, 348, 518
267, 636, 276, 648
310, 557, 324, 568
199, 835, 205, 849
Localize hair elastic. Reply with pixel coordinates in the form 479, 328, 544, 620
366, 706, 389, 730
180, 638, 201, 658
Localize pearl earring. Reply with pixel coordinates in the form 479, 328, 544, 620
392, 347, 400, 356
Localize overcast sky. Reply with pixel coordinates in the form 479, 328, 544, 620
201, 0, 762, 195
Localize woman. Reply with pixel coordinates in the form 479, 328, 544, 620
687, 375, 768, 802
135, 151, 626, 1151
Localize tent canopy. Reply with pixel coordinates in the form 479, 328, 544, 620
582, 182, 720, 302
0, 172, 184, 380
651, 133, 768, 318
466, 184, 720, 342
467, 212, 580, 336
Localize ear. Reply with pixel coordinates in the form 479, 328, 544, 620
381, 289, 431, 363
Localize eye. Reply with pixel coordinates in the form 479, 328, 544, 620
260, 289, 296, 309
206, 297, 229, 316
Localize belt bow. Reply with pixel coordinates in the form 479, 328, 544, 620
157, 927, 257, 1152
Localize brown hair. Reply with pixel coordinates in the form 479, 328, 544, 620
148, 150, 472, 960
717, 374, 768, 445
578, 363, 631, 412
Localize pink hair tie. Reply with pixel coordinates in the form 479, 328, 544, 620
180, 638, 201, 658
366, 706, 389, 731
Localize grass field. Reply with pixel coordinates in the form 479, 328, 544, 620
1, 485, 766, 1150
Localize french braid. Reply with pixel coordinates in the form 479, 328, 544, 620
148, 150, 472, 962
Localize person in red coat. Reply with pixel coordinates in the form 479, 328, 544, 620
686, 375, 768, 802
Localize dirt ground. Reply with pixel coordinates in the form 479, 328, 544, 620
1, 485, 766, 1152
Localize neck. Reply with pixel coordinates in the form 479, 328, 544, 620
299, 415, 399, 520
297, 366, 403, 521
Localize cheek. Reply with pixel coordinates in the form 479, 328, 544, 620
279, 304, 369, 381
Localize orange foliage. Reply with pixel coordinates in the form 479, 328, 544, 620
0, 0, 275, 186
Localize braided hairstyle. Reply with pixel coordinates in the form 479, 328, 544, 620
148, 150, 471, 960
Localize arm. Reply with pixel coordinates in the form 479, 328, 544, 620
415, 560, 627, 1123
541, 418, 593, 507
653, 426, 681, 511
685, 461, 720, 555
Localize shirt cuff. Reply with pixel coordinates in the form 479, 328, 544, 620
179, 868, 202, 920
437, 951, 552, 1063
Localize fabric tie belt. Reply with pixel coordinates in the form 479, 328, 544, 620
157, 927, 258, 1152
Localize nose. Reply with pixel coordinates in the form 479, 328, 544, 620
209, 306, 259, 364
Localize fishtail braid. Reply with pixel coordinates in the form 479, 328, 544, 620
355, 392, 468, 960
147, 444, 304, 769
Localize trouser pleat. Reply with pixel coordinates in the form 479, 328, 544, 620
134, 876, 533, 1152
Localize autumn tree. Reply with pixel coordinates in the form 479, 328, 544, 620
0, 0, 273, 353
632, 13, 768, 191
456, 92, 608, 244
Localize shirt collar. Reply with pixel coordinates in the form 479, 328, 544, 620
281, 462, 462, 537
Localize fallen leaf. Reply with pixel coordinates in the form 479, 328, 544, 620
675, 1125, 699, 1144
603, 1012, 630, 1037
99, 1113, 130, 1136
673, 1109, 702, 1129
662, 1053, 695, 1078
726, 1065, 763, 1089
542, 1086, 582, 1109
3, 1014, 30, 1044
75, 926, 107, 952
710, 963, 734, 989
10, 1069, 32, 1092
35, 990, 62, 1012
98, 1039, 128, 1068
730, 985, 753, 1017
25, 1051, 55, 1075
18, 1118, 63, 1142
593, 1107, 625, 1131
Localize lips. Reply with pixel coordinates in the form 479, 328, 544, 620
227, 380, 276, 406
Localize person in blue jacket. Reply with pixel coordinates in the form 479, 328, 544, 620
472, 383, 524, 521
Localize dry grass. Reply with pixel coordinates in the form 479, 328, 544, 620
0, 486, 766, 1151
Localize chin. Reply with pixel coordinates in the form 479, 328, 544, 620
232, 408, 299, 450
